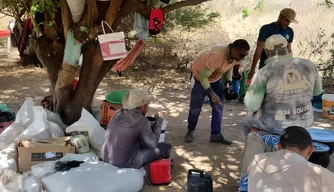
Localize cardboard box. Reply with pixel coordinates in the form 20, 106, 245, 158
18, 137, 75, 172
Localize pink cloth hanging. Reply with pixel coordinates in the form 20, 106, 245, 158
111, 39, 145, 74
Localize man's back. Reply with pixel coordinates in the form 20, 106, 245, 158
254, 55, 320, 133
102, 108, 160, 168
248, 150, 334, 192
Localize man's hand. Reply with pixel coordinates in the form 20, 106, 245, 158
154, 112, 164, 119
225, 80, 232, 90
210, 93, 221, 104
248, 69, 255, 81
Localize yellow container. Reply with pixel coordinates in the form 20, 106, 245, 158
322, 94, 334, 119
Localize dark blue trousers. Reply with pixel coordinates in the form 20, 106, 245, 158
187, 76, 225, 134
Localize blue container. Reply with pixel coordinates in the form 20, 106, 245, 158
238, 174, 248, 192
232, 80, 239, 96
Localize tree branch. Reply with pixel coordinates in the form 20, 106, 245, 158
162, 0, 211, 14
116, 0, 210, 21
116, 0, 148, 19
60, 0, 72, 39
31, 36, 64, 96
105, 0, 124, 26
80, 0, 98, 26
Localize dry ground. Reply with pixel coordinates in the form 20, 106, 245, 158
0, 44, 333, 192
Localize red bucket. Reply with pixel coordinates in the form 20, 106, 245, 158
149, 158, 171, 185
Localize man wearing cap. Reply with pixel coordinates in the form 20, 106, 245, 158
240, 34, 322, 175
242, 34, 322, 137
247, 8, 297, 82
185, 39, 250, 144
247, 126, 334, 192
102, 87, 172, 169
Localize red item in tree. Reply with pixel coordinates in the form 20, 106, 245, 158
72, 79, 78, 89
149, 9, 164, 35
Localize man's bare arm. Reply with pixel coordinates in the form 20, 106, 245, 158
248, 41, 265, 80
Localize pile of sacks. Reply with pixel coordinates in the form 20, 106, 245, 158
0, 98, 146, 192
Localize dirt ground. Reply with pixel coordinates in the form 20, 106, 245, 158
0, 45, 333, 192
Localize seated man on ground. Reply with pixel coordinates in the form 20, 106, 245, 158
243, 34, 322, 136
102, 87, 172, 169
240, 34, 322, 174
248, 126, 334, 192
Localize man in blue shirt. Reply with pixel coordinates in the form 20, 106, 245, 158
248, 8, 297, 81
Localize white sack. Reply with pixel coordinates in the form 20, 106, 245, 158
42, 161, 145, 192
0, 143, 17, 172
31, 151, 98, 179
15, 98, 34, 128
24, 176, 43, 192
66, 109, 105, 156
17, 106, 51, 141
0, 122, 25, 149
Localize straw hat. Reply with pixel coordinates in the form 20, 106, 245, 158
265, 34, 288, 51
122, 87, 152, 109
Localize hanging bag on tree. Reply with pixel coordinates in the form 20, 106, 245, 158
149, 9, 164, 35
98, 21, 127, 61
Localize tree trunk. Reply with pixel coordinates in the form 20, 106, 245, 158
27, 0, 211, 125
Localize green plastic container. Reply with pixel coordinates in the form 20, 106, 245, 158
105, 90, 128, 104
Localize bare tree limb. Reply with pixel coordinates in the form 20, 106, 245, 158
105, 0, 124, 26
80, 0, 98, 26
60, 0, 72, 39
162, 0, 210, 14
116, 0, 148, 19
31, 36, 64, 96
116, 0, 210, 23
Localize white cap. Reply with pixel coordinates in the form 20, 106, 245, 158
264, 34, 288, 51
122, 87, 152, 109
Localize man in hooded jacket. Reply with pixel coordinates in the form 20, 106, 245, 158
102, 87, 172, 169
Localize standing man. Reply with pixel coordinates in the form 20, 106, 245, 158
185, 39, 250, 144
248, 8, 297, 81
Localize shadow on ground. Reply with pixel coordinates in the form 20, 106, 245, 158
0, 56, 333, 192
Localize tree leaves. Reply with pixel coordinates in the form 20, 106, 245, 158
164, 5, 220, 32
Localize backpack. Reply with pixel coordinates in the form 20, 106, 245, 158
149, 9, 164, 35
0, 104, 14, 123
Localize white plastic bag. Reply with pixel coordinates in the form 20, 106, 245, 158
66, 109, 105, 155
45, 109, 68, 132
31, 151, 99, 179
66, 0, 86, 23
59, 151, 98, 162
17, 106, 51, 141
15, 98, 34, 128
0, 122, 25, 149
42, 161, 145, 192
0, 169, 28, 192
31, 161, 56, 179
24, 176, 43, 192
48, 122, 64, 138
0, 143, 17, 172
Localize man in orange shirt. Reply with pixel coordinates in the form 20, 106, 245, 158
185, 39, 250, 144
